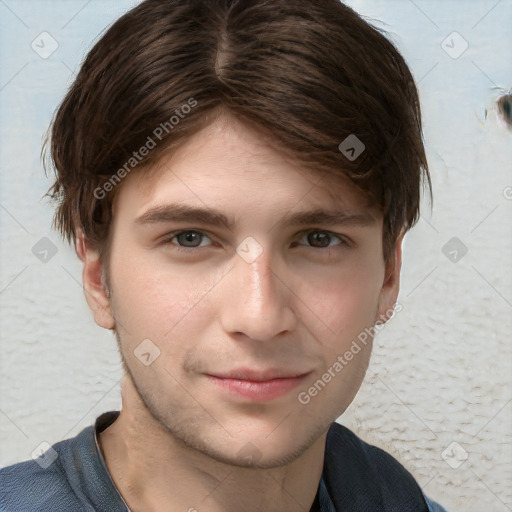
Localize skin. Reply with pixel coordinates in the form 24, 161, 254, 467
77, 113, 403, 512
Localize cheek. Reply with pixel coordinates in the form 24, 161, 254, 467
109, 248, 217, 341
293, 258, 384, 342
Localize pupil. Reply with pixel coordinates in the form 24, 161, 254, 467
180, 232, 200, 246
309, 232, 330, 248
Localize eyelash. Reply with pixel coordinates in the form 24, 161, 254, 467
160, 229, 352, 253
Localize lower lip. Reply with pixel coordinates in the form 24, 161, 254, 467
205, 374, 309, 402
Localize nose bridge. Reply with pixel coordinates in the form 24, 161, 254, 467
237, 249, 280, 315
220, 246, 296, 339
246, 252, 275, 301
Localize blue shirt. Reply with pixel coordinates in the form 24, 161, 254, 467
0, 411, 448, 511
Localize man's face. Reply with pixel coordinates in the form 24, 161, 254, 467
96, 114, 400, 467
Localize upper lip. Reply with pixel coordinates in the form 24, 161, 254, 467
206, 368, 311, 381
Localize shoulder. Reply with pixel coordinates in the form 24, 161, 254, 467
424, 494, 450, 512
0, 434, 89, 512
324, 422, 449, 511
325, 421, 420, 485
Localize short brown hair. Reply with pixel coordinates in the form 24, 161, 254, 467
45, 0, 431, 263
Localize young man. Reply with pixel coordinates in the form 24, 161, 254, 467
0, 1, 448, 511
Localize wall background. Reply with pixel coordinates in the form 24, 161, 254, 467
0, 1, 510, 510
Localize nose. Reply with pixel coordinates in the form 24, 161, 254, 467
218, 248, 297, 341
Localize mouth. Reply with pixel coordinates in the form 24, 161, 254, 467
204, 368, 311, 402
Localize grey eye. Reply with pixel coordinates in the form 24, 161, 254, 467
177, 232, 201, 247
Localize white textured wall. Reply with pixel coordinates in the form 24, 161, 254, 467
1, 1, 511, 511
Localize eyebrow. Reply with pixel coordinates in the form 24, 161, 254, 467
134, 203, 376, 229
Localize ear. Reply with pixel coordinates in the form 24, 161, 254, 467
75, 229, 115, 330
375, 231, 404, 324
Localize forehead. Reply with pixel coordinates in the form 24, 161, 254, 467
113, 114, 377, 219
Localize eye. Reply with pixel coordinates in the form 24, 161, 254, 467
162, 230, 213, 251
160, 228, 351, 253
294, 230, 350, 249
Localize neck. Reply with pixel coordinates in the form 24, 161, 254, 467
98, 375, 326, 512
